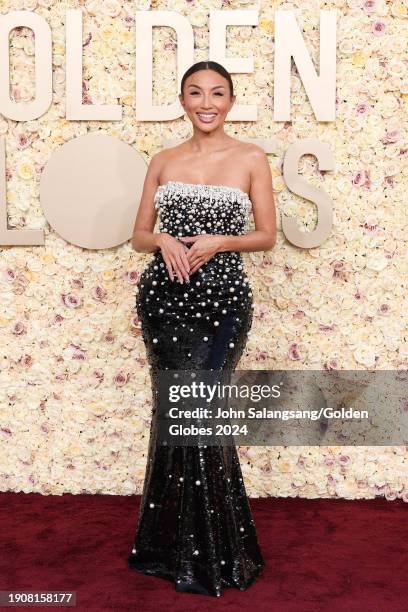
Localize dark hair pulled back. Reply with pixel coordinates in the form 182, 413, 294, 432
180, 61, 234, 97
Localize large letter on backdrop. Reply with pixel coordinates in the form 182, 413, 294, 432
135, 11, 194, 120
0, 10, 52, 121
0, 137, 44, 244
209, 10, 258, 121
282, 138, 334, 248
274, 10, 337, 121
66, 9, 122, 120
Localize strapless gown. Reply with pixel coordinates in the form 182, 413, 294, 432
128, 181, 265, 597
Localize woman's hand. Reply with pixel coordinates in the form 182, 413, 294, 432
157, 233, 191, 283
178, 234, 224, 275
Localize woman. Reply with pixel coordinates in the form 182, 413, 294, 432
128, 60, 276, 597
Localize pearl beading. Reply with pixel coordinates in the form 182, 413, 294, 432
136, 182, 254, 320
154, 181, 252, 235
156, 180, 252, 209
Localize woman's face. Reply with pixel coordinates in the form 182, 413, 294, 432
179, 69, 235, 132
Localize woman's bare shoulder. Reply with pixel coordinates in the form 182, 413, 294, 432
149, 143, 188, 181
153, 141, 188, 162
227, 138, 265, 162
238, 140, 266, 156
231, 141, 267, 178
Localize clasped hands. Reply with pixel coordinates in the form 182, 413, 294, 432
158, 232, 224, 283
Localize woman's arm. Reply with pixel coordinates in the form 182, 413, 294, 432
131, 153, 162, 253
218, 146, 276, 253
131, 152, 191, 283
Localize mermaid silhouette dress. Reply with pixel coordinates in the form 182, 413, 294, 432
128, 181, 265, 597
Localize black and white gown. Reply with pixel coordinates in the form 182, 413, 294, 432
128, 181, 265, 597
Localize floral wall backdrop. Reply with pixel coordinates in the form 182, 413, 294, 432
0, 0, 407, 501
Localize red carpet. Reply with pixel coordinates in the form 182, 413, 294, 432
0, 492, 406, 611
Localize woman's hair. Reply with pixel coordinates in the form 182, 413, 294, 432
180, 61, 234, 98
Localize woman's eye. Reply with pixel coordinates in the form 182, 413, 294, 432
189, 91, 224, 96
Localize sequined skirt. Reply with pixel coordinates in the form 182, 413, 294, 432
128, 253, 265, 597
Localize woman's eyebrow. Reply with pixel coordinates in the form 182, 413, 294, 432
187, 84, 226, 89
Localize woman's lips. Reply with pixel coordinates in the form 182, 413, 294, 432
197, 113, 217, 123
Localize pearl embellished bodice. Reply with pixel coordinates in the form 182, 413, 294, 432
155, 181, 252, 236
136, 181, 254, 320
